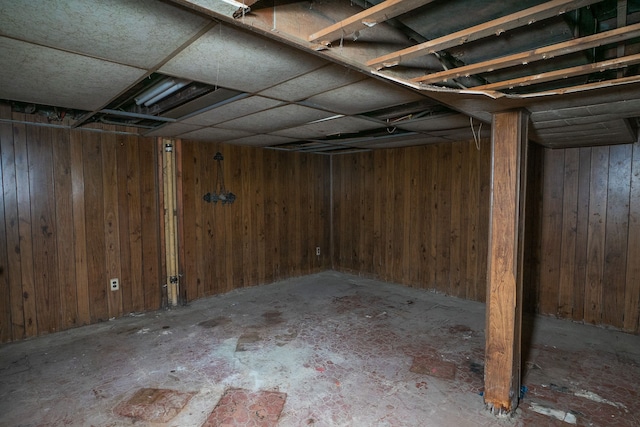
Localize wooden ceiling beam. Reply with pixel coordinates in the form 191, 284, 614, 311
472, 53, 640, 91
410, 23, 640, 84
367, 0, 603, 69
308, 0, 435, 44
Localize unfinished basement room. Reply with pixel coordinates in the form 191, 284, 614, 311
1, 0, 639, 426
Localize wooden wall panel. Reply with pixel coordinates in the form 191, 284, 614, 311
531, 142, 640, 334
332, 140, 492, 300
0, 113, 162, 343
178, 141, 331, 303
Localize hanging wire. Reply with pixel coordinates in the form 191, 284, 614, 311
470, 116, 482, 151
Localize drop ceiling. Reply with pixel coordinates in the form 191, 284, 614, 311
1, 0, 639, 152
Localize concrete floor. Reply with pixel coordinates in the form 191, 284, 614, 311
1, 271, 638, 427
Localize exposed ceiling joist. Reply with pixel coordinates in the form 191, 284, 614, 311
307, 0, 435, 44
411, 22, 640, 84
367, 0, 602, 69
473, 52, 640, 91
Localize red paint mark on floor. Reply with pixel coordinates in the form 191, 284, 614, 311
114, 387, 194, 423
203, 388, 287, 427
410, 354, 457, 380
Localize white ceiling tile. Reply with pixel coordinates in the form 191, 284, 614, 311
179, 127, 254, 142
159, 24, 327, 93
0, 37, 145, 111
225, 134, 299, 147
271, 116, 381, 139
217, 105, 335, 133
182, 96, 283, 126
258, 64, 366, 102
304, 78, 425, 115
0, 0, 211, 69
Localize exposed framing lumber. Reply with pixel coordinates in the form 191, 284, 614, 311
484, 109, 529, 415
411, 23, 640, 84
308, 0, 435, 44
367, 0, 601, 69
473, 53, 640, 91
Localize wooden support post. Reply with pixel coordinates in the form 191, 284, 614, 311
484, 109, 529, 415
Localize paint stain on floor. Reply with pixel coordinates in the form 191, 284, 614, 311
203, 388, 286, 427
114, 387, 195, 423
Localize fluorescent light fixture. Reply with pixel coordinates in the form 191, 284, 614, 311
144, 79, 191, 106
135, 79, 175, 105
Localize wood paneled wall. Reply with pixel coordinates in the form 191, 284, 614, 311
529, 142, 640, 334
332, 140, 492, 301
178, 141, 331, 302
0, 107, 162, 342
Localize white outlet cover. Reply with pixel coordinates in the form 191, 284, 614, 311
110, 278, 119, 291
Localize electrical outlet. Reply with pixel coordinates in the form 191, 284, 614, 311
110, 278, 119, 291
316, 247, 321, 256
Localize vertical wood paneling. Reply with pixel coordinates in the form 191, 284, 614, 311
585, 146, 609, 325
332, 140, 490, 301
572, 147, 591, 321
0, 105, 11, 342
601, 144, 631, 328
1, 107, 24, 339
558, 148, 579, 318
102, 133, 122, 319
52, 127, 76, 329
624, 141, 640, 332
539, 148, 564, 315
14, 117, 38, 336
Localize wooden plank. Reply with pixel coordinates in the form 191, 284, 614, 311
368, 0, 600, 68
372, 150, 385, 277
572, 147, 591, 322
31, 122, 60, 333
539, 148, 564, 315
116, 132, 133, 314
241, 146, 255, 283
352, 155, 362, 272
1, 108, 24, 340
624, 141, 640, 332
601, 144, 631, 328
384, 150, 395, 280
52, 127, 77, 329
449, 143, 463, 297
255, 148, 266, 281
558, 148, 579, 318
484, 110, 528, 414
320, 155, 331, 271
473, 53, 640, 91
70, 130, 90, 326
476, 137, 492, 303
14, 118, 38, 336
584, 146, 609, 325
83, 131, 107, 322
102, 133, 122, 318
0, 106, 12, 342
401, 150, 411, 283
125, 133, 144, 310
139, 136, 161, 310
230, 146, 244, 288
425, 144, 438, 288
174, 139, 186, 302
436, 144, 451, 291
466, 140, 480, 300
407, 147, 421, 285
393, 149, 406, 280
308, 0, 434, 43
362, 151, 374, 274
412, 23, 640, 84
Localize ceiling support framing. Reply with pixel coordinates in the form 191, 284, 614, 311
367, 0, 602, 69
411, 22, 640, 84
484, 109, 529, 415
308, 0, 435, 45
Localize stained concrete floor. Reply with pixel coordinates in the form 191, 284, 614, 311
1, 271, 639, 427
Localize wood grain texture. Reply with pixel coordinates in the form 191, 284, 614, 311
624, 141, 640, 332
484, 110, 527, 413
332, 139, 491, 301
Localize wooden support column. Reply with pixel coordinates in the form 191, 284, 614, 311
484, 109, 529, 414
